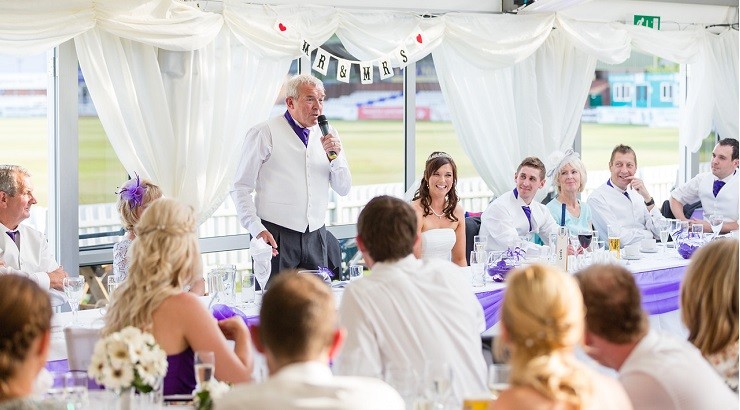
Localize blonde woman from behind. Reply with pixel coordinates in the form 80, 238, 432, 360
681, 238, 739, 392
104, 198, 252, 396
492, 264, 632, 410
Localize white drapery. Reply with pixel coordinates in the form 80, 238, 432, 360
0, 0, 736, 205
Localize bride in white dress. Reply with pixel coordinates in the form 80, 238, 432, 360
411, 152, 467, 267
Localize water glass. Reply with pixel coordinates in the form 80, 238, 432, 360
487, 364, 510, 399
194, 351, 215, 387
470, 251, 486, 287
690, 224, 703, 238
63, 276, 86, 326
384, 365, 419, 409
65, 370, 89, 409
349, 265, 364, 281
238, 270, 255, 304
473, 235, 487, 252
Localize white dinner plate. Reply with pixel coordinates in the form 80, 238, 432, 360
622, 254, 641, 260
640, 248, 659, 253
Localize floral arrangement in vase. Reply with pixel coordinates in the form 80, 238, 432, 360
88, 326, 168, 394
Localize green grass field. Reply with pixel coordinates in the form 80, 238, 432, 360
1, 117, 681, 206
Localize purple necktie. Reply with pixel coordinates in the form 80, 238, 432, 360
522, 206, 532, 231
6, 230, 19, 249
713, 180, 726, 197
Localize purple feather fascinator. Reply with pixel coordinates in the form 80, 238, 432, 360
116, 173, 146, 208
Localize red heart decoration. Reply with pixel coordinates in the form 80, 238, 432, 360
416, 34, 423, 43
278, 23, 287, 32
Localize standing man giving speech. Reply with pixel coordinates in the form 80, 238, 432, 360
231, 75, 351, 285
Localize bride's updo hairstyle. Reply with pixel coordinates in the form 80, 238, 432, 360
104, 198, 202, 335
0, 275, 51, 396
502, 264, 592, 409
412, 151, 459, 221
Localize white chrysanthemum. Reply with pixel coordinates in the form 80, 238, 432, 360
103, 362, 135, 391
208, 380, 231, 399
107, 339, 131, 368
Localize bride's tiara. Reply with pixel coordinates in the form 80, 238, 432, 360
427, 151, 452, 161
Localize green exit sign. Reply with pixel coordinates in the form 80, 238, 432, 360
634, 15, 661, 29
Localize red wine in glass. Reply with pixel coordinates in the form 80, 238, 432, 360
578, 233, 593, 249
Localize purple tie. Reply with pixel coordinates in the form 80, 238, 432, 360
6, 230, 18, 249
713, 180, 726, 197
522, 206, 532, 231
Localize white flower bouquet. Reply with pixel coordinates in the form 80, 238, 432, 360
88, 326, 168, 394
193, 379, 230, 410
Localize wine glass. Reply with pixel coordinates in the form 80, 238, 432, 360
422, 361, 453, 407
63, 277, 85, 326
707, 214, 724, 240
487, 363, 510, 399
578, 230, 593, 253
659, 225, 670, 255
194, 351, 215, 388
252, 259, 271, 302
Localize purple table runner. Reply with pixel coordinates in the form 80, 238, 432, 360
475, 264, 686, 329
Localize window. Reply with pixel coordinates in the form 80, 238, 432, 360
612, 82, 632, 102
0, 53, 50, 232
660, 82, 674, 102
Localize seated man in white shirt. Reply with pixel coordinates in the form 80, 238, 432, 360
576, 264, 736, 410
334, 195, 488, 404
0, 165, 68, 307
216, 272, 403, 410
479, 156, 559, 252
670, 138, 739, 234
588, 145, 660, 246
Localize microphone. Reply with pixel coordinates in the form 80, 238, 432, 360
317, 115, 338, 160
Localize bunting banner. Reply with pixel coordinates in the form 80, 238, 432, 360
276, 20, 425, 84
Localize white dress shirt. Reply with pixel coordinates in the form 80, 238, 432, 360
619, 330, 736, 410
588, 180, 660, 246
215, 361, 404, 410
334, 255, 488, 403
230, 115, 351, 237
0, 222, 66, 306
478, 189, 559, 252
671, 170, 738, 222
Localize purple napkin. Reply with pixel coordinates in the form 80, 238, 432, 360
211, 304, 258, 327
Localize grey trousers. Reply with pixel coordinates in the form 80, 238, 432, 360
261, 220, 328, 288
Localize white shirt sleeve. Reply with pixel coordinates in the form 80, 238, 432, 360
230, 125, 272, 238
670, 175, 702, 205
537, 209, 559, 246
328, 127, 352, 196
480, 201, 520, 251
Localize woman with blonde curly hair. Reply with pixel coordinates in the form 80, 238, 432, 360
104, 198, 252, 395
0, 275, 64, 409
411, 151, 466, 267
493, 264, 631, 410
681, 238, 739, 392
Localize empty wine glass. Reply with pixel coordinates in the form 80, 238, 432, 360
194, 351, 215, 388
659, 225, 670, 255
63, 276, 85, 326
707, 214, 724, 240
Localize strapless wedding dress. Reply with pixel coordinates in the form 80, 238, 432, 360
421, 228, 456, 262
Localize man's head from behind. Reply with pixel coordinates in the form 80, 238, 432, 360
575, 264, 648, 369
0, 165, 36, 229
356, 195, 417, 265
256, 271, 341, 372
